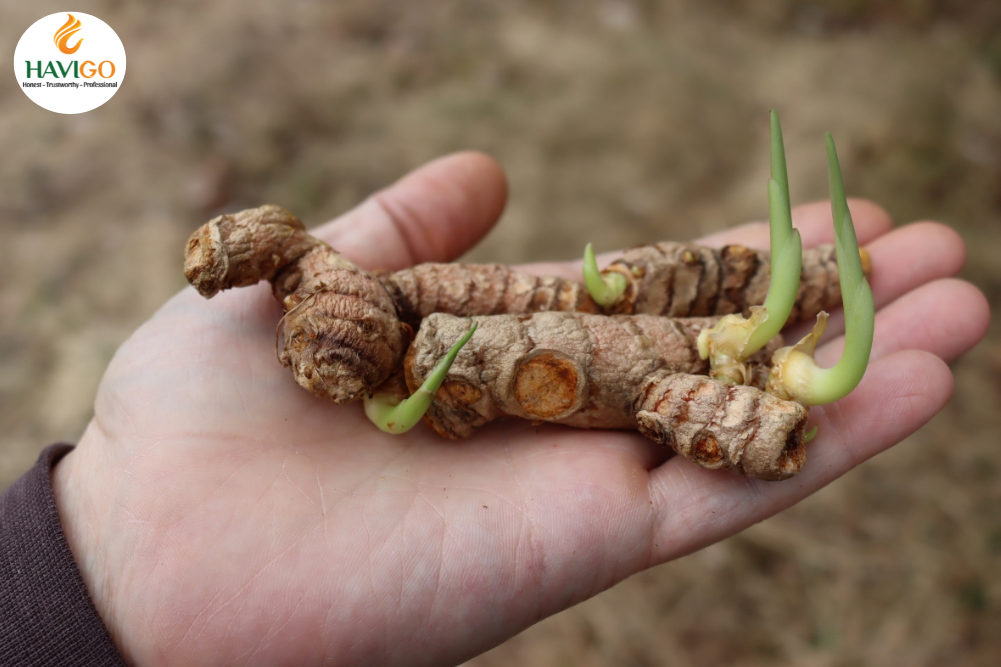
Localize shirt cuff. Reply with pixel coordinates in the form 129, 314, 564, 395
0, 444, 126, 666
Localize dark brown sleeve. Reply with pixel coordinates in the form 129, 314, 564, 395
0, 445, 126, 666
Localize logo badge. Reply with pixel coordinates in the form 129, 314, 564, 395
14, 12, 126, 114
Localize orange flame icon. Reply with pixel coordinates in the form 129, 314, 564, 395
54, 14, 83, 55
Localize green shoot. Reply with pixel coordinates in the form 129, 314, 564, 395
770, 107, 790, 204
745, 111, 803, 353
767, 134, 874, 406
698, 109, 802, 380
364, 322, 478, 434
583, 243, 628, 307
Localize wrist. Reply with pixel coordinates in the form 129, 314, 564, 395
51, 425, 130, 660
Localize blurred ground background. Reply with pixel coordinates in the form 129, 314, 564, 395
2, 0, 1000, 664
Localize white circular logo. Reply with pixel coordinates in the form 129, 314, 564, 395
13, 12, 126, 114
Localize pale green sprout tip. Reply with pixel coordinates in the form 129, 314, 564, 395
364, 322, 478, 434
767, 134, 874, 406
769, 108, 790, 204
698, 109, 802, 379
583, 243, 628, 308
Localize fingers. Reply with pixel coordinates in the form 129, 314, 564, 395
645, 349, 953, 565
695, 198, 894, 250
814, 278, 990, 366
865, 221, 966, 307
785, 221, 968, 342
310, 152, 508, 271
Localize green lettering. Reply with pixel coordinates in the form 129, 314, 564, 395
56, 61, 75, 78
25, 61, 43, 78
42, 62, 58, 78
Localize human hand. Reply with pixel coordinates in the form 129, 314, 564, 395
52, 152, 989, 666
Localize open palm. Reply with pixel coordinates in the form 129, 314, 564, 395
52, 153, 989, 667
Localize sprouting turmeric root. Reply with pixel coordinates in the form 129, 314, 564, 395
404, 312, 803, 480
592, 241, 864, 322
183, 115, 873, 484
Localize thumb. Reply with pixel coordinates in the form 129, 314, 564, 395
311, 151, 508, 271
